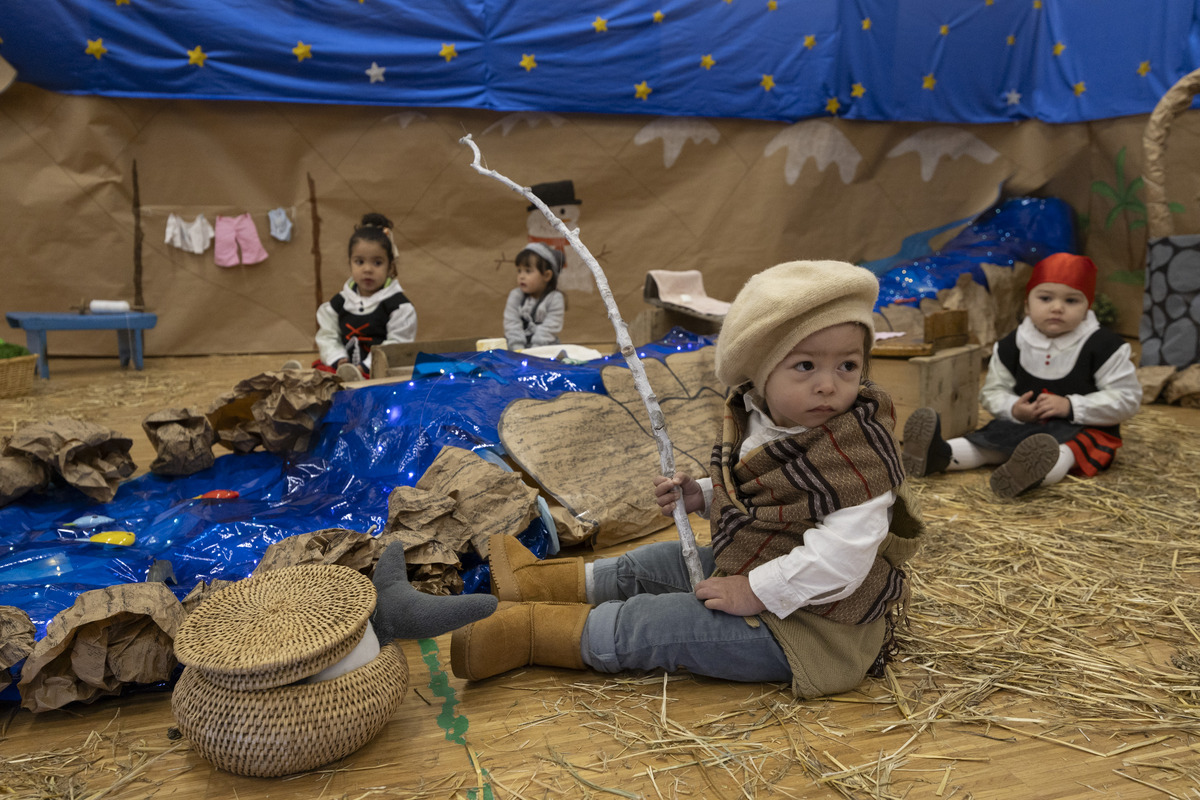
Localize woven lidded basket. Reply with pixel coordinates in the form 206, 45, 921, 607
0, 354, 37, 399
174, 563, 376, 690
172, 641, 409, 778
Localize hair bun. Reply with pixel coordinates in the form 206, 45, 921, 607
359, 212, 394, 230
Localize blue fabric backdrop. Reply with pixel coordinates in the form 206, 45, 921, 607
2, 1, 1198, 123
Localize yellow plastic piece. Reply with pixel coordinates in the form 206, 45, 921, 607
90, 531, 136, 546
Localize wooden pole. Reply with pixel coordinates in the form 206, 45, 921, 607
132, 160, 144, 308
308, 173, 322, 317
460, 134, 705, 588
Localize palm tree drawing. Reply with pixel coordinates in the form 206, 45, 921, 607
1091, 146, 1184, 284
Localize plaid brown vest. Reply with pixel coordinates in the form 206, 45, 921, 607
709, 383, 908, 625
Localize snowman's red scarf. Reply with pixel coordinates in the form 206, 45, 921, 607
709, 383, 907, 625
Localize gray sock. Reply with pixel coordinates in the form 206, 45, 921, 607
371, 543, 497, 643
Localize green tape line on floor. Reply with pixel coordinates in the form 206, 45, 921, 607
419, 638, 493, 800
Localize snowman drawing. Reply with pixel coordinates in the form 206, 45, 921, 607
525, 180, 592, 294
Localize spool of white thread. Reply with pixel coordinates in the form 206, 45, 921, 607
89, 300, 131, 314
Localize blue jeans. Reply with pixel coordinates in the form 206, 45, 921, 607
582, 542, 792, 682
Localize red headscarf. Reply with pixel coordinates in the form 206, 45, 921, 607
1026, 253, 1097, 305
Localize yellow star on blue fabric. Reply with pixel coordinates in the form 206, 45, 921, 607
862, 18, 871, 30
520, 53, 537, 71
804, 35, 816, 49
700, 54, 715, 70
761, 74, 775, 91
851, 83, 865, 98
187, 45, 206, 66
939, 24, 949, 36
635, 80, 652, 100
1073, 81, 1086, 96
593, 17, 608, 32
825, 97, 840, 115
1053, 41, 1065, 56
86, 39, 108, 59
1137, 61, 1151, 76
293, 42, 312, 62
440, 44, 458, 62
653, 10, 664, 22
922, 74, 936, 90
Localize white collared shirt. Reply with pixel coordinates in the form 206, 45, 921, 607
696, 393, 894, 618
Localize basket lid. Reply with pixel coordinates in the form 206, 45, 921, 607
174, 563, 376, 690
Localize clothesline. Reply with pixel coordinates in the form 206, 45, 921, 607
162, 209, 295, 261
138, 205, 300, 216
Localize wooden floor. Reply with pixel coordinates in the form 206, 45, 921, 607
2, 353, 1200, 800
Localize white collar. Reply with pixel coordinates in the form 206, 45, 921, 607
742, 391, 810, 436
1015, 310, 1099, 351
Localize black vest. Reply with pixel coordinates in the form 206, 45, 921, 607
330, 291, 410, 356
996, 325, 1125, 433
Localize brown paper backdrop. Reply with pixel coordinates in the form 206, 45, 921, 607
2, 83, 1198, 356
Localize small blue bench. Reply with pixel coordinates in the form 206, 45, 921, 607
6, 311, 158, 379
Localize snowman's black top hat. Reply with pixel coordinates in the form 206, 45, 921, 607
527, 180, 582, 211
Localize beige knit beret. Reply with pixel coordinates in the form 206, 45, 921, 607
714, 260, 879, 391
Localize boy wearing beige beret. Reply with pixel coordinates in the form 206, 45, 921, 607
452, 260, 925, 699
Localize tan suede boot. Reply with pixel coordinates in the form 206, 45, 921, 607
450, 601, 588, 681
488, 534, 587, 603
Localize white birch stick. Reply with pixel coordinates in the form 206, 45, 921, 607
461, 134, 706, 588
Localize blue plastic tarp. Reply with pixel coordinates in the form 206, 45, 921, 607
0, 336, 723, 640
873, 196, 1076, 309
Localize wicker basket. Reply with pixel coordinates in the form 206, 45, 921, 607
174, 563, 377, 690
0, 354, 37, 399
172, 563, 410, 777
172, 642, 409, 777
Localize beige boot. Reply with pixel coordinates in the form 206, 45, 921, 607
488, 534, 587, 603
450, 601, 588, 681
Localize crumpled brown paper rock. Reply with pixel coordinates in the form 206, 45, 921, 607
142, 407, 217, 475
3, 417, 135, 503
0, 449, 49, 508
0, 605, 35, 694
1136, 365, 1177, 404
1164, 364, 1200, 408
207, 370, 340, 455
181, 578, 237, 614
17, 582, 185, 712
378, 446, 540, 595
252, 528, 382, 576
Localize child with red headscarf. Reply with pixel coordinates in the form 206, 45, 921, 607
903, 253, 1141, 498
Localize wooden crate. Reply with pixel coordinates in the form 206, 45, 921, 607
871, 343, 984, 440
629, 307, 721, 346
370, 337, 479, 379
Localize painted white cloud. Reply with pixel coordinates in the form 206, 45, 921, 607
763, 121, 862, 185
887, 127, 1000, 182
381, 110, 428, 128
482, 112, 567, 136
632, 117, 721, 168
